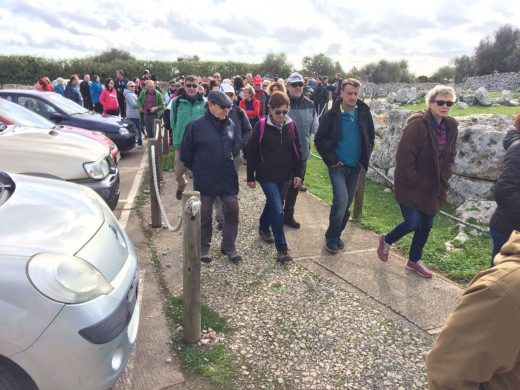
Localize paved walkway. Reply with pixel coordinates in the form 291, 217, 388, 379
115, 165, 464, 389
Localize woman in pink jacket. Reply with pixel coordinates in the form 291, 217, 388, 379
99, 78, 119, 115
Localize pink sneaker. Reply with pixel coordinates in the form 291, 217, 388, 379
377, 233, 391, 262
406, 261, 432, 278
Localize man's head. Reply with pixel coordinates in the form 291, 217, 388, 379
213, 73, 221, 80
340, 78, 361, 111
246, 73, 252, 83
169, 79, 176, 91
426, 85, 456, 122
335, 73, 340, 79
286, 72, 304, 99
207, 90, 232, 120
70, 74, 79, 85
146, 80, 155, 92
83, 74, 90, 82
316, 76, 322, 85
323, 76, 329, 84
253, 76, 262, 91
184, 76, 199, 98
116, 70, 124, 80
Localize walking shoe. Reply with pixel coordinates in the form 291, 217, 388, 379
277, 249, 293, 263
201, 255, 212, 263
176, 190, 183, 200
298, 185, 307, 192
326, 239, 339, 254
337, 237, 345, 249
406, 261, 433, 278
284, 214, 301, 229
259, 229, 275, 244
377, 233, 391, 262
221, 249, 242, 264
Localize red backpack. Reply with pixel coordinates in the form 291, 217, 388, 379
258, 117, 300, 161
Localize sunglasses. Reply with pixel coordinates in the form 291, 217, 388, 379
185, 83, 198, 88
290, 82, 304, 88
274, 109, 289, 115
217, 104, 231, 109
433, 100, 454, 107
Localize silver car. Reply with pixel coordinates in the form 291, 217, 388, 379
0, 172, 139, 389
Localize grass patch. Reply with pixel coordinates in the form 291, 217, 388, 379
164, 293, 238, 386
306, 144, 492, 284
163, 148, 175, 171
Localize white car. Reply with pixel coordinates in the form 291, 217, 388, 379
0, 172, 139, 389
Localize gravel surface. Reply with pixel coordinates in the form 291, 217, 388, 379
156, 174, 434, 389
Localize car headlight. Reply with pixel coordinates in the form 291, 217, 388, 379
27, 253, 113, 304
119, 127, 130, 135
84, 157, 110, 179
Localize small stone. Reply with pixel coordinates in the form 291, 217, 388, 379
166, 358, 172, 363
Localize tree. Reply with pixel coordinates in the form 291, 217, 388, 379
474, 24, 520, 75
352, 59, 415, 83
430, 66, 455, 83
452, 55, 475, 83
177, 55, 200, 62
301, 53, 337, 77
90, 49, 135, 63
261, 53, 293, 78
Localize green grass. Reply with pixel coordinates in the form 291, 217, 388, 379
163, 148, 175, 171
164, 294, 238, 386
306, 144, 492, 284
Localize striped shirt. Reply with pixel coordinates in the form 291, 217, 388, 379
432, 115, 447, 156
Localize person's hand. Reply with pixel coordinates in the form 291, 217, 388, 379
330, 161, 344, 168
247, 181, 256, 189
151, 107, 157, 113
139, 108, 145, 113
293, 177, 302, 188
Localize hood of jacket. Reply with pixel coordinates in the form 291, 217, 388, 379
493, 230, 520, 266
503, 127, 520, 151
123, 88, 135, 98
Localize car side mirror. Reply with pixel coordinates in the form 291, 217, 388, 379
50, 112, 66, 122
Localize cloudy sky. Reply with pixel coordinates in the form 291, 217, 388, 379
0, 0, 518, 77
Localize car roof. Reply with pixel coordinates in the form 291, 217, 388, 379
0, 89, 50, 95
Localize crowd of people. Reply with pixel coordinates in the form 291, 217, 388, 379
33, 67, 520, 387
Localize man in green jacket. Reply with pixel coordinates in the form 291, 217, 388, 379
170, 75, 205, 200
137, 80, 164, 139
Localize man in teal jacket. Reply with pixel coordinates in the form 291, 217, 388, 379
170, 75, 205, 200
137, 80, 164, 138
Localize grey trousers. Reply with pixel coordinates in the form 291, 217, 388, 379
201, 194, 239, 255
215, 153, 242, 224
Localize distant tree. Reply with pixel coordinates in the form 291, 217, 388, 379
417, 75, 430, 83
452, 55, 475, 83
301, 53, 337, 77
430, 66, 455, 83
474, 24, 520, 75
90, 49, 135, 63
177, 55, 200, 62
261, 52, 293, 78
353, 59, 415, 83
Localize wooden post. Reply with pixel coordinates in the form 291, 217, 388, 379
154, 120, 164, 182
182, 190, 201, 345
352, 167, 366, 219
148, 139, 162, 228
162, 125, 169, 155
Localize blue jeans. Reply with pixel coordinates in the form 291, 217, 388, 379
128, 118, 143, 145
490, 227, 510, 267
260, 181, 291, 251
325, 164, 361, 241
385, 204, 435, 263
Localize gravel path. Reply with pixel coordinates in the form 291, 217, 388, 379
164, 178, 435, 389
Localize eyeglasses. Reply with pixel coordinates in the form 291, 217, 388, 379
274, 109, 289, 115
217, 104, 231, 109
185, 83, 198, 88
433, 100, 454, 107
290, 82, 304, 88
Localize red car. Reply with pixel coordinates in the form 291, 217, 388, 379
0, 98, 120, 162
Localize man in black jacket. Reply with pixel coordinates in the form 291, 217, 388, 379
181, 90, 243, 264
315, 78, 375, 254
114, 70, 128, 117
79, 74, 92, 110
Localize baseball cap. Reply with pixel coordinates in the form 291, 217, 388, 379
286, 72, 304, 84
253, 76, 262, 85
221, 83, 235, 94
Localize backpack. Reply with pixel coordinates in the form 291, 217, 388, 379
258, 117, 300, 161
162, 96, 182, 131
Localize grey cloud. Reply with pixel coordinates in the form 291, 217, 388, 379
270, 26, 321, 44
211, 16, 267, 36
325, 43, 342, 55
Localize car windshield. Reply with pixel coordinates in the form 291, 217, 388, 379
44, 93, 90, 115
0, 98, 55, 129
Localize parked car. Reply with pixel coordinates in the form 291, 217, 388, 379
0, 97, 120, 162
0, 123, 120, 209
0, 171, 139, 390
0, 90, 137, 152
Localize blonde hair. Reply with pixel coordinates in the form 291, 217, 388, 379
425, 85, 456, 103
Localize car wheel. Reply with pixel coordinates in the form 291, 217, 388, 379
0, 358, 38, 390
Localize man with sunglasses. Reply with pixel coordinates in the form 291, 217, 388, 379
315, 78, 375, 254
377, 85, 458, 278
170, 75, 205, 200
283, 72, 319, 228
180, 90, 243, 264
